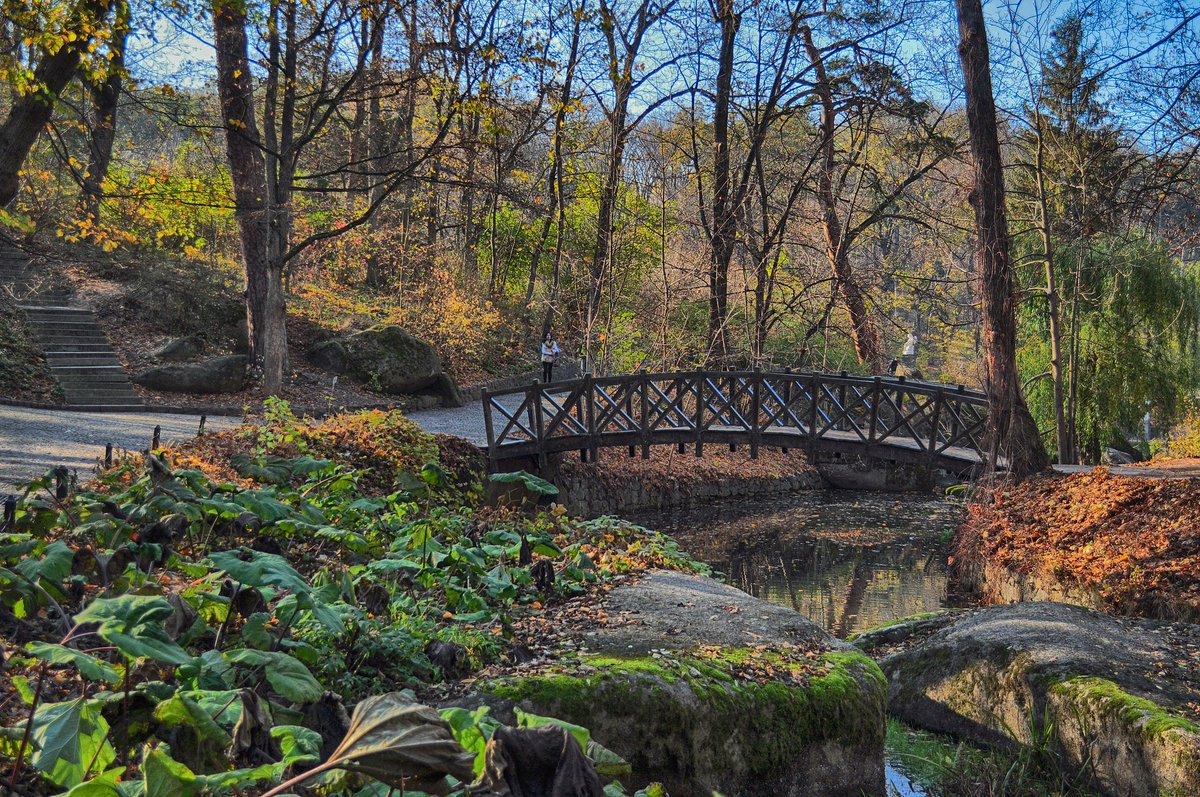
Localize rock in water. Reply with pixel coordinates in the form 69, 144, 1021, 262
134, 355, 247, 394
152, 334, 205, 362
308, 325, 457, 399
882, 601, 1200, 797
479, 570, 886, 797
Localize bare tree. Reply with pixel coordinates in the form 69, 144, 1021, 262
955, 0, 1049, 476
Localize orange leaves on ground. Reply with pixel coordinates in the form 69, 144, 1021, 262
961, 468, 1200, 620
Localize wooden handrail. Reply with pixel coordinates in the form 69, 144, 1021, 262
484, 369, 992, 472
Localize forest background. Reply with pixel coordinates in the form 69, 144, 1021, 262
1, 0, 1198, 465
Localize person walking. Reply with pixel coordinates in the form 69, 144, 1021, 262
540, 332, 560, 383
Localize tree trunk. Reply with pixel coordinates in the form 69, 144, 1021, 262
707, 0, 739, 359
956, 0, 1049, 477
213, 0, 287, 394
802, 26, 883, 373
0, 0, 115, 208
1032, 115, 1070, 463
80, 2, 129, 225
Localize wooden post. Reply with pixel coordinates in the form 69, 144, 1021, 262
837, 371, 848, 432
199, 414, 207, 435
482, 389, 497, 470
104, 443, 113, 468
749, 367, 761, 459
54, 467, 68, 501
694, 371, 705, 457
928, 388, 945, 464
868, 377, 881, 444
808, 373, 820, 459
639, 370, 650, 459
585, 373, 598, 463
151, 425, 161, 451
532, 380, 546, 470
781, 368, 791, 454
2, 495, 16, 532
626, 380, 636, 457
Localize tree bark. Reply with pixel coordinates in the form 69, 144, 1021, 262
707, 0, 739, 359
1031, 113, 1070, 463
80, 1, 130, 225
956, 0, 1049, 476
802, 26, 884, 373
213, 0, 287, 394
0, 0, 116, 208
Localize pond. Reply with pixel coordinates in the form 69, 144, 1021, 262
632, 489, 967, 797
632, 490, 966, 639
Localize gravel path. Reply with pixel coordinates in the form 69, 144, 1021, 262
0, 406, 240, 490
0, 398, 505, 491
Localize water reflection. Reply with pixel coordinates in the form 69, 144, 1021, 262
633, 491, 963, 639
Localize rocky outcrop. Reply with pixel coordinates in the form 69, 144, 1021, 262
133, 355, 247, 394
307, 325, 461, 406
479, 571, 887, 797
882, 602, 1200, 797
152, 334, 205, 362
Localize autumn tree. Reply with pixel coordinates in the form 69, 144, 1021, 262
0, 0, 120, 210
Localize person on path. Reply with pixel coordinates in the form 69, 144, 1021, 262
541, 333, 560, 383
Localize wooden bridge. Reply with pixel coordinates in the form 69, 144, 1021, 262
482, 370, 993, 476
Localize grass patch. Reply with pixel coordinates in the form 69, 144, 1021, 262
886, 719, 1102, 797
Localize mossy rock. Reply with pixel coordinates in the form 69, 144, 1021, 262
882, 601, 1200, 796
307, 324, 446, 396
133, 355, 247, 394
478, 571, 887, 796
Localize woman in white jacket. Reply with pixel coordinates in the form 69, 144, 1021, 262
540, 333, 560, 382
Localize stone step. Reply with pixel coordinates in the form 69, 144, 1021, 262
62, 404, 147, 412
62, 386, 141, 399
23, 310, 96, 322
34, 336, 111, 346
22, 303, 91, 313
41, 343, 115, 353
32, 327, 108, 336
47, 364, 128, 376
61, 382, 140, 395
45, 354, 123, 367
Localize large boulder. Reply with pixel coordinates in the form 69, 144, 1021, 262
152, 334, 205, 362
134, 355, 247, 394
882, 602, 1200, 797
478, 571, 887, 797
308, 325, 452, 398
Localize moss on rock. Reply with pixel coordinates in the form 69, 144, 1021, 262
486, 648, 886, 797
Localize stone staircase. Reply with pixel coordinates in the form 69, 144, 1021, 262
1, 240, 144, 411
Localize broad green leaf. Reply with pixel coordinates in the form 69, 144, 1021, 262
325, 693, 475, 791
233, 491, 294, 523
74, 595, 191, 666
59, 779, 124, 797
16, 540, 73, 584
273, 724, 322, 766
209, 549, 309, 595
29, 699, 115, 788
225, 649, 323, 703
488, 470, 559, 496
514, 707, 589, 751
143, 746, 199, 797
440, 705, 500, 777
153, 694, 232, 746
25, 641, 122, 684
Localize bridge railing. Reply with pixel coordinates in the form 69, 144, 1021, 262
482, 369, 990, 471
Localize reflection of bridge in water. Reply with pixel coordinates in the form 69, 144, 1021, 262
483, 370, 994, 477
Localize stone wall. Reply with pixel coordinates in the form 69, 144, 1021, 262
550, 449, 825, 517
